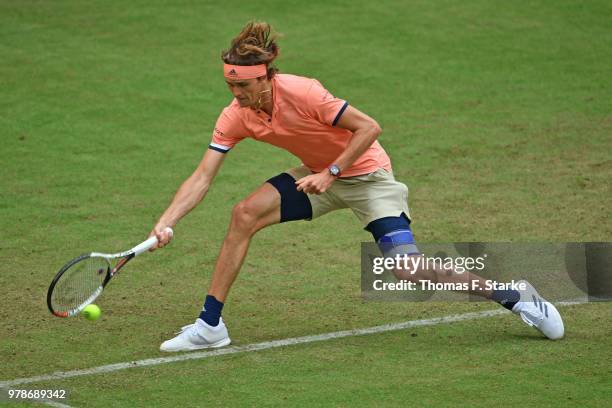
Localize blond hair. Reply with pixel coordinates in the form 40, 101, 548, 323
222, 21, 280, 79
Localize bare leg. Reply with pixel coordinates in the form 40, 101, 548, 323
209, 183, 281, 302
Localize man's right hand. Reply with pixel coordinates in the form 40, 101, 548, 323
148, 224, 174, 251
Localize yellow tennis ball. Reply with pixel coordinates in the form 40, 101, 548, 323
82, 304, 101, 321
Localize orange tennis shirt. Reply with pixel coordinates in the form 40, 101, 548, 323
209, 74, 392, 177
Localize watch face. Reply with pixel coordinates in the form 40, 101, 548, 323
329, 165, 340, 176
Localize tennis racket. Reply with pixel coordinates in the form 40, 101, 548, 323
47, 227, 173, 318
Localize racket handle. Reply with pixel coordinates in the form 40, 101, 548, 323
133, 227, 174, 256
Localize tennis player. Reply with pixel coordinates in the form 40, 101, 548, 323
150, 22, 564, 352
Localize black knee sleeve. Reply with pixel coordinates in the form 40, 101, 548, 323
266, 173, 313, 223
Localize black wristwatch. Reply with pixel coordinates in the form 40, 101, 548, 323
328, 164, 341, 177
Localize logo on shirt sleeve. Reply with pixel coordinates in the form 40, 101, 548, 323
214, 127, 225, 137
322, 90, 334, 101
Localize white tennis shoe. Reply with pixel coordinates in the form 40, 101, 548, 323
512, 280, 564, 340
160, 318, 231, 352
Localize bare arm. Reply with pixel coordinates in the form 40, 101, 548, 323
295, 105, 382, 194
330, 105, 382, 171
149, 148, 226, 249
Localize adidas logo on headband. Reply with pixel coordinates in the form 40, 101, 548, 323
223, 64, 267, 79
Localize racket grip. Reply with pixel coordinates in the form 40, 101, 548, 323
133, 227, 174, 256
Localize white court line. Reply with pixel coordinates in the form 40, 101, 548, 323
36, 399, 74, 408
1, 300, 585, 389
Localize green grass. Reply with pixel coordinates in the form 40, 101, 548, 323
9, 303, 612, 408
1, 0, 611, 406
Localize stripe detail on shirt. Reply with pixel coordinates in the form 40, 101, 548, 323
209, 142, 231, 154
332, 101, 349, 126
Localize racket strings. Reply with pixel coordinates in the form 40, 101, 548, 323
52, 256, 110, 313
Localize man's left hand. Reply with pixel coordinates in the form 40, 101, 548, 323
295, 171, 336, 194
